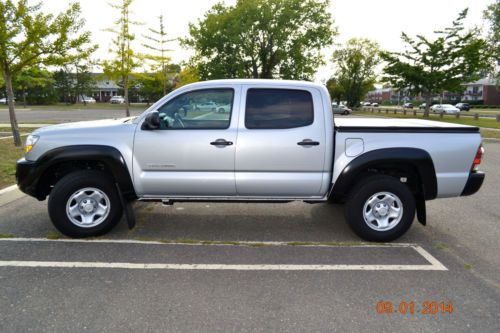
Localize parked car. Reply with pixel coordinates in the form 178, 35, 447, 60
402, 103, 413, 109
455, 103, 470, 111
81, 96, 96, 104
194, 101, 218, 112
371, 102, 379, 107
332, 104, 352, 115
419, 103, 427, 109
362, 102, 371, 106
431, 104, 460, 114
110, 96, 125, 104
17, 79, 485, 242
0, 97, 15, 105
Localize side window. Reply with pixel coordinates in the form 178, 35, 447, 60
245, 89, 314, 129
157, 89, 234, 129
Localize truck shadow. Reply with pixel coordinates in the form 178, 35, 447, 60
114, 201, 361, 243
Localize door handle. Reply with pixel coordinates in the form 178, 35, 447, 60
297, 139, 320, 146
210, 139, 233, 146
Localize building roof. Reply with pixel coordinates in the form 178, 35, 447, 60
465, 77, 498, 86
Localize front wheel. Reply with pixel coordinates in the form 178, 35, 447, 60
48, 170, 123, 238
344, 175, 415, 242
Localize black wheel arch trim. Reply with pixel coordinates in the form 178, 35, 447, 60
330, 148, 438, 201
16, 145, 136, 200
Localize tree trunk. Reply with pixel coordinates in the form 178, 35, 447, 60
4, 69, 22, 147
424, 92, 432, 117
124, 75, 130, 117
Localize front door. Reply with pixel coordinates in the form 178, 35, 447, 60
133, 87, 239, 197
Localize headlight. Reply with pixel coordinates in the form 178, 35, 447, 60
25, 135, 40, 153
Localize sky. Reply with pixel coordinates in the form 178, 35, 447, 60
42, 0, 493, 81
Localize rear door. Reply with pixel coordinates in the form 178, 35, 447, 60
235, 85, 326, 197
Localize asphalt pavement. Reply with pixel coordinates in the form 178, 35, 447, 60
0, 140, 498, 331
0, 107, 146, 123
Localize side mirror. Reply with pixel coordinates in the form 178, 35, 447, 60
141, 111, 161, 130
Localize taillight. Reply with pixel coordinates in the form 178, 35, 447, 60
471, 144, 484, 171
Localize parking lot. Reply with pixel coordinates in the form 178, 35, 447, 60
0, 140, 497, 331
0, 107, 146, 124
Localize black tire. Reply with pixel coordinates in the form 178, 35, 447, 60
48, 170, 123, 238
344, 175, 415, 242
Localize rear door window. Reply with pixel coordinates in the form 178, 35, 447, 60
245, 89, 314, 129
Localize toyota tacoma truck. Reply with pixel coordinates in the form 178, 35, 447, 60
16, 80, 485, 241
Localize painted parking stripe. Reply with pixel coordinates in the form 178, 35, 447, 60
0, 261, 447, 271
0, 238, 447, 271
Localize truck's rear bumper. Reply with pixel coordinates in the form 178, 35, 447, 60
461, 171, 485, 196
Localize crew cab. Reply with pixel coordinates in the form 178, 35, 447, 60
16, 80, 485, 241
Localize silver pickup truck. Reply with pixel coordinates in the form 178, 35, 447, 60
16, 79, 485, 241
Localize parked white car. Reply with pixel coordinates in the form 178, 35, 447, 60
81, 96, 96, 104
332, 104, 352, 115
110, 96, 125, 104
0, 97, 15, 105
193, 101, 230, 113
431, 104, 460, 114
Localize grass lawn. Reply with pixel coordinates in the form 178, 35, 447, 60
0, 139, 25, 189
355, 111, 500, 129
481, 129, 500, 139
372, 105, 500, 115
0, 127, 40, 189
0, 127, 36, 132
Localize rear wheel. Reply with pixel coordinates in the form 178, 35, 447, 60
344, 175, 415, 242
48, 170, 123, 238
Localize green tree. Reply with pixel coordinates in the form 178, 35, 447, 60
73, 60, 96, 104
103, 0, 141, 117
330, 38, 379, 107
53, 69, 74, 104
175, 66, 200, 88
13, 67, 54, 107
484, 1, 500, 80
184, 0, 336, 80
141, 15, 175, 96
136, 63, 179, 103
0, 0, 95, 146
326, 77, 345, 105
381, 9, 491, 114
53, 61, 96, 105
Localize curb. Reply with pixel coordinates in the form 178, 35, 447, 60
0, 185, 25, 207
0, 185, 17, 195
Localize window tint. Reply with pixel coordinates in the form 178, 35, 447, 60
245, 89, 314, 129
157, 89, 233, 129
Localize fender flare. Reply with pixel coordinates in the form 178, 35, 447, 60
330, 148, 437, 201
19, 145, 136, 200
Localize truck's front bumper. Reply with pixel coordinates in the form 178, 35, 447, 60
461, 171, 485, 196
16, 158, 42, 199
